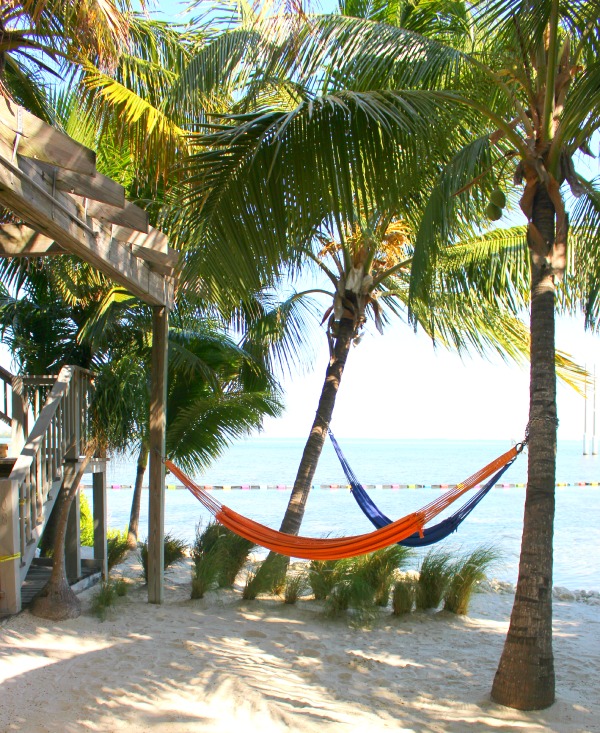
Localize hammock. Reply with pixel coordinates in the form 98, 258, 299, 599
165, 442, 519, 561
328, 431, 519, 547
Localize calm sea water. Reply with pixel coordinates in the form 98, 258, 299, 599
88, 438, 600, 591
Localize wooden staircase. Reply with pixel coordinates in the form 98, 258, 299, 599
0, 366, 107, 616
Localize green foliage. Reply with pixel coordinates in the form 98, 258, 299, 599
80, 493, 95, 547
139, 533, 187, 583
416, 549, 453, 610
322, 548, 412, 625
191, 521, 255, 590
358, 545, 413, 607
284, 572, 308, 604
191, 545, 222, 599
90, 580, 117, 622
308, 560, 339, 600
114, 578, 128, 597
444, 546, 501, 615
107, 529, 129, 571
392, 577, 416, 615
242, 570, 260, 600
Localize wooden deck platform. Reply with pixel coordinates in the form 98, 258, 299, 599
20, 558, 102, 607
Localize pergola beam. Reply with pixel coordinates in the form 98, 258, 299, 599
0, 147, 173, 306
0, 223, 63, 256
0, 96, 96, 175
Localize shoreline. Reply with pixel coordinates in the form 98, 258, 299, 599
2, 555, 599, 733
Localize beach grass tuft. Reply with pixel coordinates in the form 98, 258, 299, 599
416, 549, 453, 610
444, 546, 501, 615
284, 572, 308, 604
139, 533, 187, 583
190, 523, 223, 599
392, 576, 416, 615
308, 560, 339, 600
107, 529, 129, 571
91, 580, 118, 621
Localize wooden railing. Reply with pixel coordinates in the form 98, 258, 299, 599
8, 366, 95, 580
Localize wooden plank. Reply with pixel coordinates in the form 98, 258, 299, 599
0, 96, 96, 175
93, 469, 108, 580
131, 244, 179, 272
0, 146, 174, 307
113, 225, 169, 251
65, 483, 81, 583
34, 161, 125, 208
0, 477, 22, 615
82, 198, 149, 233
148, 306, 168, 604
0, 223, 63, 256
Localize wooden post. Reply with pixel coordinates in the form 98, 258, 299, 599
92, 468, 108, 580
148, 306, 168, 604
11, 377, 26, 457
64, 464, 81, 583
0, 478, 21, 615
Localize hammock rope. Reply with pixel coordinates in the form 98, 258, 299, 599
328, 430, 520, 547
165, 441, 520, 561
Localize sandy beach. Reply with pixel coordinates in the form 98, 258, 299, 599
1, 556, 599, 733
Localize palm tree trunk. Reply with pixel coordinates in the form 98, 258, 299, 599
30, 454, 93, 620
127, 442, 149, 548
279, 313, 357, 535
251, 312, 356, 590
492, 183, 556, 710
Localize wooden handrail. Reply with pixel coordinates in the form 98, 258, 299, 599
3, 365, 95, 582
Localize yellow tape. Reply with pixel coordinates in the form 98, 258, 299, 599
0, 553, 20, 563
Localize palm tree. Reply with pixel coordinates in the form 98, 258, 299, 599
176, 3, 598, 707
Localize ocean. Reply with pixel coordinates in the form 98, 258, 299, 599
89, 438, 600, 591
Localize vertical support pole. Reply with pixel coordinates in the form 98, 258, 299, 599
0, 478, 21, 615
148, 306, 168, 604
11, 377, 26, 457
92, 467, 108, 580
64, 464, 81, 583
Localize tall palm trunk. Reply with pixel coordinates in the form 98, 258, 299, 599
279, 312, 357, 534
253, 311, 357, 587
127, 441, 149, 548
492, 183, 557, 709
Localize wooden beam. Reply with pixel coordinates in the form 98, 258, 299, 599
148, 306, 168, 604
82, 198, 149, 233
34, 161, 125, 208
0, 223, 63, 256
113, 225, 169, 251
0, 96, 96, 175
0, 146, 174, 307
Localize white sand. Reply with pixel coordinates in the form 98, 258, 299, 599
1, 557, 599, 733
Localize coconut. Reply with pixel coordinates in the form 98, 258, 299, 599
490, 187, 506, 208
485, 202, 503, 221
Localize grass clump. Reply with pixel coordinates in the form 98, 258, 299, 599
323, 547, 412, 626
139, 533, 187, 583
114, 578, 128, 597
90, 580, 118, 621
107, 529, 129, 571
308, 560, 338, 600
243, 554, 288, 599
284, 572, 308, 604
416, 549, 453, 610
392, 577, 416, 615
190, 522, 255, 599
444, 546, 501, 615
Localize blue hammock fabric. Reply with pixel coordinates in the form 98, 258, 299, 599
328, 430, 516, 547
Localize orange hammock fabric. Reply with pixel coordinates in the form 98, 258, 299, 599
165, 444, 519, 561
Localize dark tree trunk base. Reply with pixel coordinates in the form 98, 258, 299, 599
492, 637, 555, 710
30, 577, 81, 620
